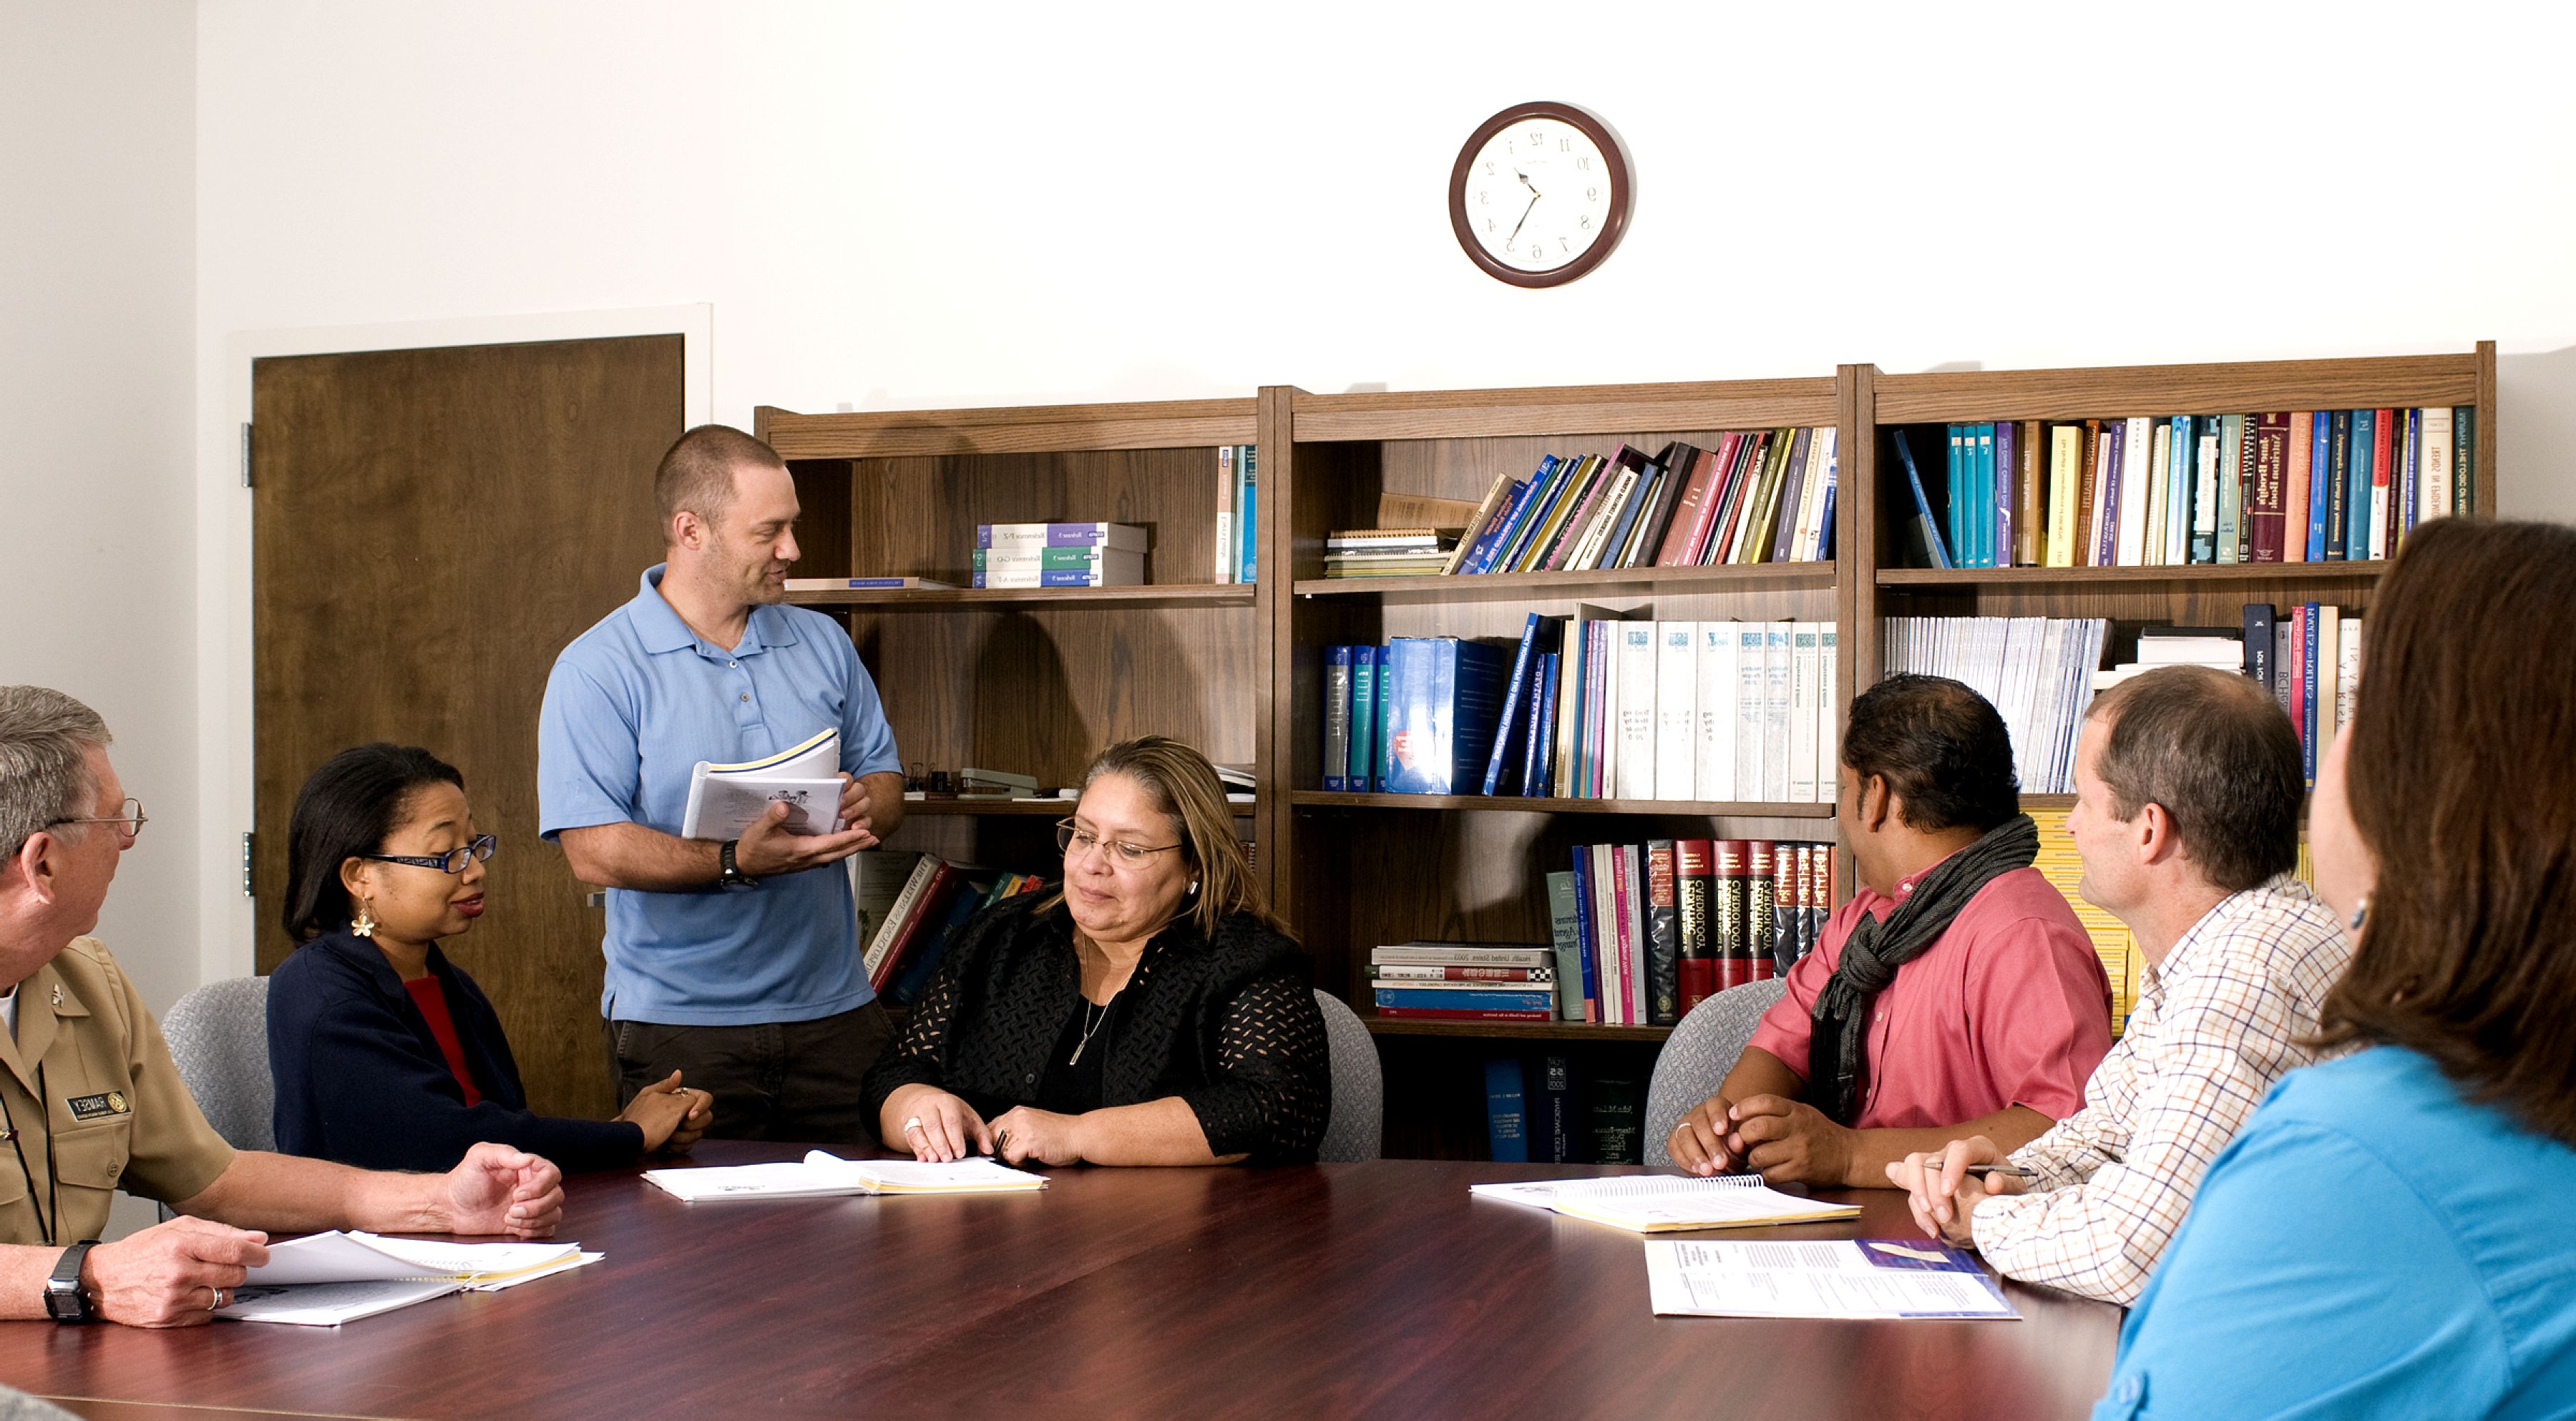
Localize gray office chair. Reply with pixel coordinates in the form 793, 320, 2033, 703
0, 1386, 79, 1421
160, 976, 276, 1152
1643, 977, 1788, 1165
1312, 990, 1382, 1163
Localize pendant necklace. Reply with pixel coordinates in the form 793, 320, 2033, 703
1069, 998, 1109, 1066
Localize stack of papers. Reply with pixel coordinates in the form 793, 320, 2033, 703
1470, 1173, 1862, 1232
643, 1151, 1048, 1201
218, 1231, 599, 1327
1646, 1238, 2019, 1319
679, 728, 844, 839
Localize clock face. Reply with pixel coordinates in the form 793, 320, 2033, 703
1449, 104, 1631, 287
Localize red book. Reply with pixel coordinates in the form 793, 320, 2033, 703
1654, 443, 1727, 567
2249, 414, 2290, 563
1370, 965, 1555, 982
2284, 411, 2313, 565
869, 861, 962, 992
1745, 841, 1777, 983
1675, 839, 1718, 1013
2371, 408, 2396, 558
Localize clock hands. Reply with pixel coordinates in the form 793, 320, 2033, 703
1507, 185, 1542, 247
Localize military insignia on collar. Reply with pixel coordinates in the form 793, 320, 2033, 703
67, 1092, 131, 1122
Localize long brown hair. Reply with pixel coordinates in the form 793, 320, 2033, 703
2312, 518, 2576, 1146
1036, 736, 1285, 941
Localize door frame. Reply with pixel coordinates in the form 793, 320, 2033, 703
203, 304, 714, 984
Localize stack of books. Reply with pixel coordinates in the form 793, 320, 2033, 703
955, 767, 1040, 799
2250, 602, 2361, 788
1370, 943, 1558, 1021
1548, 839, 1831, 1027
1321, 617, 1838, 804
1213, 445, 1258, 585
1439, 431, 1837, 578
854, 855, 1045, 1005
1880, 617, 2109, 793
972, 523, 1146, 588
2094, 626, 2248, 690
1322, 528, 1457, 577
1895, 407, 2474, 570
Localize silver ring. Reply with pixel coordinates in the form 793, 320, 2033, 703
901, 1116, 924, 1135
208, 1285, 225, 1311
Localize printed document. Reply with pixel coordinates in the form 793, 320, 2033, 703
679, 728, 844, 839
644, 1151, 1048, 1201
1646, 1238, 2019, 1319
1470, 1173, 1861, 1232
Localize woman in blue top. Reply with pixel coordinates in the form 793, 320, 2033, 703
268, 745, 711, 1173
2096, 517, 2576, 1420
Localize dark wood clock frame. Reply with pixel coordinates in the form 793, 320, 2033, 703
1448, 101, 1633, 288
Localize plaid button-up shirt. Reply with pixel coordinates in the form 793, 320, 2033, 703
1971, 874, 2351, 1305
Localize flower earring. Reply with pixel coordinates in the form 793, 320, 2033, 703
352, 899, 378, 939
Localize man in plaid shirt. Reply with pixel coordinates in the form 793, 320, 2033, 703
1886, 665, 2350, 1306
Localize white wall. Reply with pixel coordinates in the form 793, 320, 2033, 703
1, 1, 199, 1011
177, 0, 2576, 971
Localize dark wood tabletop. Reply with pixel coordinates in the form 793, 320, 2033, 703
9, 1144, 2120, 1420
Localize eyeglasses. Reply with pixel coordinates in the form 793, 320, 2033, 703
1054, 819, 1182, 869
48, 799, 147, 842
356, 834, 498, 875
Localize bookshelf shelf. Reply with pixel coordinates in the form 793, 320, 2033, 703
1364, 1017, 1674, 1044
1291, 791, 1834, 819
1293, 562, 1835, 605
1876, 562, 2391, 589
784, 585, 1257, 611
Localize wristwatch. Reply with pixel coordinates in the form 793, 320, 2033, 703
717, 839, 757, 890
45, 1241, 99, 1323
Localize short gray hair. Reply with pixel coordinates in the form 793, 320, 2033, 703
0, 687, 112, 861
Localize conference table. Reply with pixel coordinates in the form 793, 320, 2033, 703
7, 1143, 2122, 1420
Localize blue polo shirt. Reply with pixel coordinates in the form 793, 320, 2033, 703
537, 565, 902, 1026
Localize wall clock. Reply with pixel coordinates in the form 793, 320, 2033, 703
1448, 102, 1631, 288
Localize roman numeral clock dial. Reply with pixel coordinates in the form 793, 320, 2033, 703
1449, 102, 1632, 288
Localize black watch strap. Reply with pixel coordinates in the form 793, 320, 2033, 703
46, 1241, 99, 1322
718, 839, 756, 889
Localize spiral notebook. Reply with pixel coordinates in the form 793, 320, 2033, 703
1469, 1173, 1862, 1233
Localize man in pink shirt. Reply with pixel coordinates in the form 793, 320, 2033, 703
1669, 675, 2112, 1188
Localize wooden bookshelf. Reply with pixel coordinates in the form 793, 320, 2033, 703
753, 396, 1277, 891
756, 343, 2494, 1162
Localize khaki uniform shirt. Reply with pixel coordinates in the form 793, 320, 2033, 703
0, 937, 234, 1246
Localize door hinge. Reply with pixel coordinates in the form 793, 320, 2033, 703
241, 832, 255, 897
239, 423, 253, 489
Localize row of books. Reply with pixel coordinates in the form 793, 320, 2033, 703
1320, 617, 1839, 803
1881, 617, 2109, 794
1484, 1055, 1644, 1164
1546, 840, 1831, 1027
1211, 445, 1259, 585
852, 854, 1045, 1003
2247, 603, 2363, 788
1439, 429, 1838, 577
971, 522, 1147, 588
1896, 406, 2475, 570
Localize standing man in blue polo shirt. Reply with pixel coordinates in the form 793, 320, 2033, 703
538, 425, 906, 1143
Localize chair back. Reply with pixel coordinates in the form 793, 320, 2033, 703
1312, 990, 1382, 1163
160, 976, 276, 1152
1643, 977, 1788, 1165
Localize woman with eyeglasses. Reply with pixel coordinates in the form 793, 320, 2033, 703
267, 744, 710, 1173
864, 736, 1328, 1166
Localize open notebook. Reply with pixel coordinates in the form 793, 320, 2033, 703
218, 1231, 598, 1327
1470, 1173, 1862, 1234
643, 1151, 1049, 1202
678, 728, 844, 839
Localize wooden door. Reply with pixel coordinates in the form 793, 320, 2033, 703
252, 336, 682, 1118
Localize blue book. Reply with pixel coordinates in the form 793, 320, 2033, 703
1347, 646, 1377, 797
1384, 638, 1511, 794
2167, 415, 2193, 565
1524, 651, 1560, 796
2306, 411, 2333, 561
2325, 411, 2354, 560
1480, 614, 1549, 796
1568, 846, 1601, 1020
1483, 456, 1563, 573
1533, 1055, 1579, 1163
1992, 420, 2015, 567
2345, 410, 2374, 561
2399, 408, 2421, 541
1463, 470, 1540, 575
1946, 426, 1966, 567
1975, 423, 1997, 567
1321, 645, 1352, 791
2244, 604, 2274, 683
1238, 444, 1259, 584
2300, 602, 2321, 786
1375, 986, 1559, 1014
1485, 1058, 1530, 1162
1894, 430, 1952, 569
1373, 643, 1395, 792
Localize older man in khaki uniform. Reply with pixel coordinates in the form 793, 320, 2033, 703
0, 686, 567, 1327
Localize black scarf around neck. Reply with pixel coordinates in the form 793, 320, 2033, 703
1808, 814, 2039, 1126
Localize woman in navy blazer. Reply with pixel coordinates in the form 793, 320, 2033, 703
268, 745, 709, 1173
